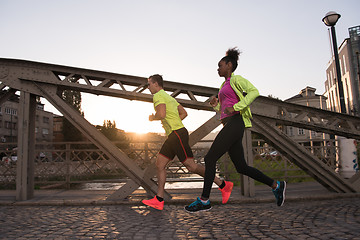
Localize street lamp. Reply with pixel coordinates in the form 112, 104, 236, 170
322, 11, 346, 114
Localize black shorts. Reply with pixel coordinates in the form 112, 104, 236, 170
159, 127, 194, 163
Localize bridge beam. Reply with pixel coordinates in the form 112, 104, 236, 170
252, 116, 357, 193
16, 92, 36, 200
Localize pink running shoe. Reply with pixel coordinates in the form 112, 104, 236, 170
142, 196, 164, 210
219, 181, 233, 204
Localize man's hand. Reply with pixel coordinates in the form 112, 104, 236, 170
149, 114, 155, 121
209, 96, 218, 107
149, 104, 166, 121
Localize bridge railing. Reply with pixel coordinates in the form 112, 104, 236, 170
0, 137, 334, 189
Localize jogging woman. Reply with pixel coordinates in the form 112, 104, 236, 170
185, 48, 286, 212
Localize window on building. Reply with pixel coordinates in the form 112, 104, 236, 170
289, 127, 293, 136
37, 104, 44, 111
42, 128, 49, 135
35, 127, 38, 133
298, 128, 305, 135
5, 121, 16, 129
325, 80, 329, 91
329, 71, 333, 86
330, 91, 334, 110
5, 108, 17, 116
333, 68, 337, 85
54, 123, 62, 132
345, 79, 349, 100
43, 117, 49, 124
311, 131, 316, 137
343, 55, 347, 73
340, 60, 344, 76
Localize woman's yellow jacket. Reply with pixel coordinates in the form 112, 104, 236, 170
213, 73, 259, 128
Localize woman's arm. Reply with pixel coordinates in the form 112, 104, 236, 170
232, 77, 259, 112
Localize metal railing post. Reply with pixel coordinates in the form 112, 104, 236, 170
65, 143, 71, 189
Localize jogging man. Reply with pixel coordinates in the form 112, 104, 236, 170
142, 74, 233, 210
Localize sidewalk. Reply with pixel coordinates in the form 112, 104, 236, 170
1, 181, 359, 206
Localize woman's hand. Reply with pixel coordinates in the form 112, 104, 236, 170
209, 96, 218, 107
224, 107, 235, 114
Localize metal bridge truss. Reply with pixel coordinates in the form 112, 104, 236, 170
0, 58, 359, 201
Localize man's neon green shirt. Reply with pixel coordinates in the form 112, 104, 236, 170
153, 89, 184, 136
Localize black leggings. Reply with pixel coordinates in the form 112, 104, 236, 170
201, 114, 274, 199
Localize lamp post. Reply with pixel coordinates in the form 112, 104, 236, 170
322, 11, 346, 114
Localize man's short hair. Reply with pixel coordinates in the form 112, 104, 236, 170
149, 74, 163, 88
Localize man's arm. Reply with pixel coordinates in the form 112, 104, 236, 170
178, 104, 187, 120
149, 104, 166, 121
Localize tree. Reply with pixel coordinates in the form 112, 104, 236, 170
267, 94, 281, 100
99, 120, 130, 149
100, 120, 118, 141
61, 80, 83, 141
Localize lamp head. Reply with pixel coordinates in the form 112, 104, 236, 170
322, 11, 341, 27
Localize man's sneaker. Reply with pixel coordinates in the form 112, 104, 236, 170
219, 181, 233, 204
185, 197, 212, 213
142, 196, 164, 210
272, 181, 286, 206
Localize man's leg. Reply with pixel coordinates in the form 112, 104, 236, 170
142, 154, 170, 210
156, 154, 171, 198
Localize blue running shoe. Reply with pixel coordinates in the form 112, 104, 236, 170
272, 181, 286, 206
185, 197, 212, 213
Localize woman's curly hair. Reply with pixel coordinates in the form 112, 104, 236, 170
221, 47, 242, 72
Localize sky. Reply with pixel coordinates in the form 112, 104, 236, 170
1, 0, 360, 134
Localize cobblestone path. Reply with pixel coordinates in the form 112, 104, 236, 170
0, 198, 359, 239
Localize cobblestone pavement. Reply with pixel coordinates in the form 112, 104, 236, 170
0, 198, 359, 240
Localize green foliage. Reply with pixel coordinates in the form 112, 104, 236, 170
61, 84, 83, 141
218, 154, 313, 186
62, 118, 83, 141
99, 120, 130, 149
62, 83, 82, 112
253, 157, 312, 184
267, 94, 281, 100
100, 120, 118, 141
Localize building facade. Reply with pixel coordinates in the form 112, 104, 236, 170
53, 115, 64, 142
0, 92, 54, 144
324, 25, 360, 116
283, 86, 328, 146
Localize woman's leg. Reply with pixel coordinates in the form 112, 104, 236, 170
201, 116, 244, 199
228, 138, 274, 187
183, 158, 223, 186
227, 118, 274, 187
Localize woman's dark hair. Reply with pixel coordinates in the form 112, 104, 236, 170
221, 47, 241, 72
148, 74, 163, 88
